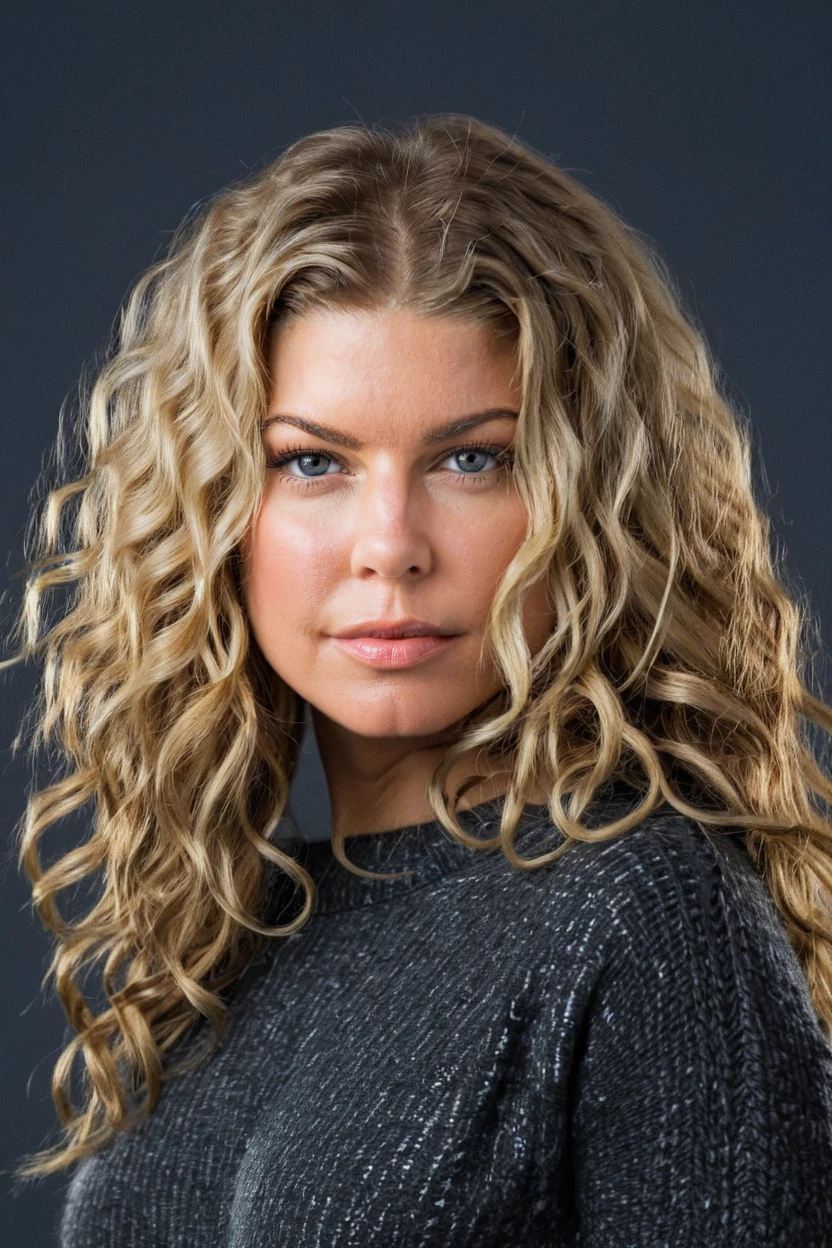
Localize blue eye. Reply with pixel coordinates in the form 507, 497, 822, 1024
272, 451, 341, 478
449, 447, 497, 474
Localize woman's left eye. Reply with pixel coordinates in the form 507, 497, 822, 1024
444, 446, 503, 474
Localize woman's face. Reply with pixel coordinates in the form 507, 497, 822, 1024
241, 306, 554, 742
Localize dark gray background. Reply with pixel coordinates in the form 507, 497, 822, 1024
2, 3, 829, 1243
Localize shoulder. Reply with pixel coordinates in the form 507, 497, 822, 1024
515, 798, 827, 1044
533, 802, 832, 1240
516, 796, 771, 929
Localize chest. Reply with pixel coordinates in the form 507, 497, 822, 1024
61, 900, 582, 1246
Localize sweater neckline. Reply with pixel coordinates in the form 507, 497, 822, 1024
265, 777, 644, 917
267, 794, 549, 916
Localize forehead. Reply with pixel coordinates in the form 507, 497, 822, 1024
265, 307, 521, 441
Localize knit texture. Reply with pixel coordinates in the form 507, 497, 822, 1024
57, 783, 832, 1246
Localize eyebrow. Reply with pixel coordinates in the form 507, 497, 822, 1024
259, 408, 519, 449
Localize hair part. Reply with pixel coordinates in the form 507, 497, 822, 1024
5, 112, 831, 1180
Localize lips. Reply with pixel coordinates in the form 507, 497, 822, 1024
331, 632, 458, 669
333, 618, 458, 640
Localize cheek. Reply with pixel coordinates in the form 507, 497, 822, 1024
454, 497, 553, 650
242, 505, 339, 632
444, 494, 529, 593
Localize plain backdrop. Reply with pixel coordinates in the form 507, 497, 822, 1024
1, 3, 829, 1243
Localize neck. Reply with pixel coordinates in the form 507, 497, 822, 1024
310, 709, 519, 839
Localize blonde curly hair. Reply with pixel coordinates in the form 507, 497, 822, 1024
6, 112, 831, 1179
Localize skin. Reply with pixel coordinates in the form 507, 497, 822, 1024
240, 306, 555, 838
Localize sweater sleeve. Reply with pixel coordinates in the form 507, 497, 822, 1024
567, 825, 832, 1248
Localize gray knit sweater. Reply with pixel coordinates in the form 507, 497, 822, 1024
58, 785, 832, 1246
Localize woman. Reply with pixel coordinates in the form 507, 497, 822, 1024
7, 113, 832, 1244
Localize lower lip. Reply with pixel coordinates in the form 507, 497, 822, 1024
331, 634, 458, 669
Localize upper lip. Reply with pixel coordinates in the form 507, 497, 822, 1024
333, 619, 459, 639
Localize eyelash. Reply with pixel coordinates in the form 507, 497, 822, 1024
264, 441, 515, 490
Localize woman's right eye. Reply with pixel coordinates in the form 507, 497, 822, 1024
266, 448, 344, 478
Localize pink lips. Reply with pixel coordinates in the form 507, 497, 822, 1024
330, 617, 460, 669
331, 633, 458, 669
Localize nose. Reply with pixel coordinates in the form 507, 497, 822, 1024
349, 461, 432, 580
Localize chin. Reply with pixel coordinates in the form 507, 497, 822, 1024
316, 693, 471, 742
